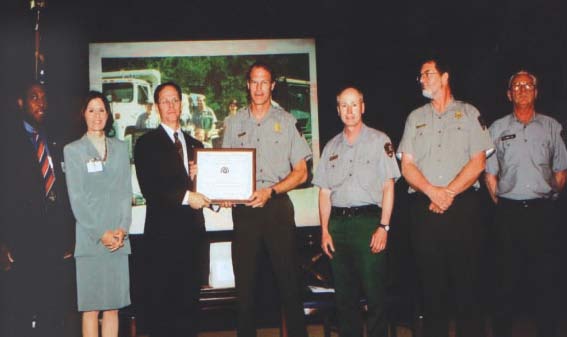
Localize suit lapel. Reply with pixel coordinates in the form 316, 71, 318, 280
81, 134, 103, 160
156, 125, 188, 175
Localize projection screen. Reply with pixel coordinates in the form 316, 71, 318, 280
89, 38, 320, 234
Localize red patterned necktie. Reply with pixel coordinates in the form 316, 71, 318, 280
33, 132, 55, 196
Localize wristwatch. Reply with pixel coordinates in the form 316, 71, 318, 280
378, 224, 390, 232
270, 187, 277, 198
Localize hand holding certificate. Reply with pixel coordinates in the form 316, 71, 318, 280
194, 149, 256, 203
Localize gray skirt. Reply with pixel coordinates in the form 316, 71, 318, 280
76, 253, 131, 311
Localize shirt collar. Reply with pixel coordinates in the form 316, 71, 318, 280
340, 123, 368, 147
430, 97, 456, 116
246, 105, 274, 123
23, 120, 37, 134
160, 123, 183, 142
511, 111, 538, 125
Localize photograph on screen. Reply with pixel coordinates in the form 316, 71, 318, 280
89, 39, 320, 234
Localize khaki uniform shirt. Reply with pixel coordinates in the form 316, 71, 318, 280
486, 112, 567, 200
397, 100, 493, 192
222, 106, 312, 189
313, 124, 400, 207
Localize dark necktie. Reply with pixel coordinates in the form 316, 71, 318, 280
174, 132, 193, 190
33, 132, 55, 196
174, 132, 184, 165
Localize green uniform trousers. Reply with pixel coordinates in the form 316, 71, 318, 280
329, 211, 387, 337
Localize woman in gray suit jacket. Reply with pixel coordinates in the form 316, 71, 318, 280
64, 91, 132, 337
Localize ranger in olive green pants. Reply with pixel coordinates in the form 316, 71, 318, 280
313, 87, 400, 337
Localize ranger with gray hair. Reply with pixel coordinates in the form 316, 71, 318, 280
486, 70, 567, 337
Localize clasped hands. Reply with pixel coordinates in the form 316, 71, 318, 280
101, 229, 127, 252
427, 186, 456, 214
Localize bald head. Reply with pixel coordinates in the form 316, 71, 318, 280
336, 86, 365, 129
336, 87, 364, 105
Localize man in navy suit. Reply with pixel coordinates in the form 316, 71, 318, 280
134, 82, 210, 337
0, 81, 77, 337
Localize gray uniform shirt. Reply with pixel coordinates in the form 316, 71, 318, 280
313, 124, 400, 207
397, 100, 493, 192
222, 106, 312, 189
486, 112, 567, 200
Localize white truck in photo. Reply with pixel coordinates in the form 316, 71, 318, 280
101, 69, 161, 139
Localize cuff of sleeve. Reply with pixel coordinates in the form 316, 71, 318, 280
182, 190, 190, 205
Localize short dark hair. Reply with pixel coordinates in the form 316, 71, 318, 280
246, 61, 275, 83
80, 91, 115, 136
154, 82, 182, 103
421, 56, 451, 76
18, 80, 46, 101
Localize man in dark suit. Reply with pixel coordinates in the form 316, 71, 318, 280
0, 81, 77, 337
134, 82, 210, 337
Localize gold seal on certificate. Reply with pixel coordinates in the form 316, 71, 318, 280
194, 149, 256, 203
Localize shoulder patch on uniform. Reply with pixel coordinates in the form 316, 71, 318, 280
384, 142, 394, 157
477, 115, 487, 130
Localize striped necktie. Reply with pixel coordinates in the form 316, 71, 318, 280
33, 132, 55, 196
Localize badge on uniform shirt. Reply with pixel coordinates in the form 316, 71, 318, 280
416, 123, 427, 129
274, 122, 281, 133
86, 159, 103, 173
329, 154, 338, 161
501, 134, 516, 141
237, 132, 246, 137
454, 111, 463, 119
477, 115, 487, 130
384, 143, 394, 157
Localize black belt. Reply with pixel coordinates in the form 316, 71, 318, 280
498, 197, 550, 208
331, 205, 380, 217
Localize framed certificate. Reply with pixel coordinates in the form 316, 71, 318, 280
194, 148, 256, 203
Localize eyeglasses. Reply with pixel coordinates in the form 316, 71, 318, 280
510, 83, 536, 91
416, 71, 439, 82
158, 98, 181, 106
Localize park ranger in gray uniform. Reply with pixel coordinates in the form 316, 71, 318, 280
314, 87, 400, 337
485, 70, 567, 337
222, 61, 311, 337
397, 58, 493, 337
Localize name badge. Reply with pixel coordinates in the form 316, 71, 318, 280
87, 159, 103, 173
501, 134, 516, 141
